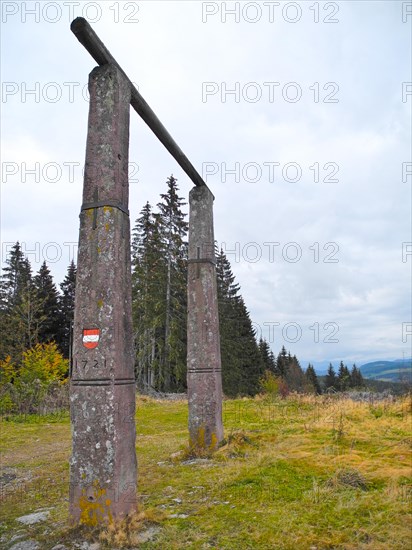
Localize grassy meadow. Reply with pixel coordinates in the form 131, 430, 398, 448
0, 394, 411, 549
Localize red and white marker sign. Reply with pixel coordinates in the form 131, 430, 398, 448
82, 328, 100, 349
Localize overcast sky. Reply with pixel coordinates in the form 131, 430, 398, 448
1, 0, 411, 368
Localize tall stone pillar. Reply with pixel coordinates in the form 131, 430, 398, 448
69, 63, 137, 525
187, 185, 224, 451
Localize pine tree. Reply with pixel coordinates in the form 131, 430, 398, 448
0, 242, 31, 307
305, 364, 322, 394
57, 261, 77, 359
349, 364, 364, 389
130, 178, 263, 397
234, 296, 263, 395
325, 363, 337, 391
216, 249, 262, 395
216, 248, 243, 395
337, 361, 351, 391
156, 175, 188, 391
0, 243, 42, 361
275, 346, 288, 378
284, 354, 306, 392
259, 338, 276, 373
33, 261, 60, 344
132, 202, 165, 390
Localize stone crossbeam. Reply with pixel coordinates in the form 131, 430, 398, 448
71, 17, 207, 189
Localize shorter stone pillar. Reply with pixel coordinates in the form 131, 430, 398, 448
187, 185, 224, 451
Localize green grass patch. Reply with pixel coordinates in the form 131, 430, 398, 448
0, 394, 411, 549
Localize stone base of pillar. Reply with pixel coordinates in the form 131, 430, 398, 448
187, 371, 224, 450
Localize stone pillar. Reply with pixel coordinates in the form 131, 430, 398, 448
187, 185, 224, 451
69, 64, 137, 525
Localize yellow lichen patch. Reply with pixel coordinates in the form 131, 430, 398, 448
187, 425, 220, 458
97, 247, 101, 254
105, 223, 110, 232
97, 299, 104, 309
209, 432, 218, 451
103, 206, 113, 214
190, 425, 205, 451
78, 481, 112, 526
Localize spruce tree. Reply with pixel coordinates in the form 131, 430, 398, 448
156, 175, 188, 391
284, 354, 306, 392
337, 361, 351, 391
57, 261, 77, 358
349, 364, 364, 389
216, 249, 262, 395
305, 364, 322, 394
216, 248, 243, 395
33, 261, 60, 344
0, 242, 31, 307
259, 338, 276, 373
234, 296, 263, 395
0, 243, 41, 361
131, 202, 165, 390
14, 260, 45, 353
276, 346, 288, 378
325, 363, 337, 391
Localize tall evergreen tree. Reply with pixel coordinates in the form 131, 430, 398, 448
130, 177, 264, 396
275, 346, 289, 378
33, 261, 60, 344
305, 364, 322, 394
0, 243, 41, 361
216, 248, 243, 395
284, 354, 306, 392
132, 202, 165, 390
325, 363, 337, 391
156, 175, 188, 391
259, 338, 276, 373
216, 248, 262, 395
349, 364, 364, 389
234, 296, 264, 395
337, 361, 351, 391
0, 242, 31, 307
57, 260, 77, 358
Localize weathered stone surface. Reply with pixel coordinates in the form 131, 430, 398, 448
70, 64, 137, 524
16, 511, 49, 525
187, 185, 223, 450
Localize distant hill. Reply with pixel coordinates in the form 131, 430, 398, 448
359, 359, 412, 382
310, 358, 412, 383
